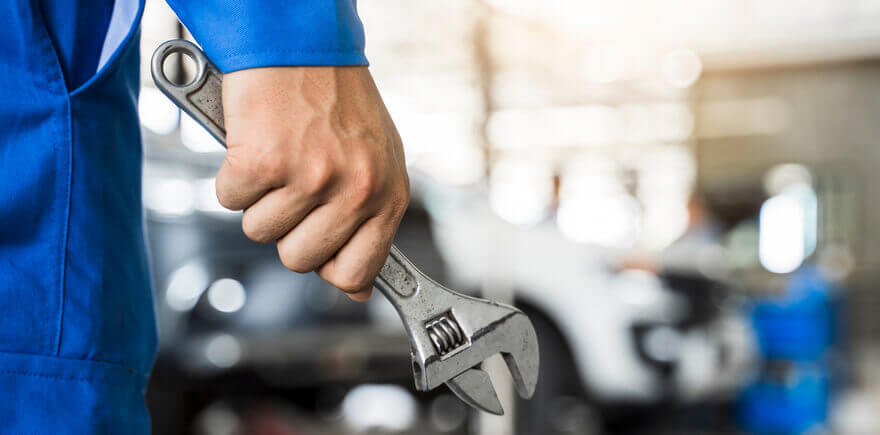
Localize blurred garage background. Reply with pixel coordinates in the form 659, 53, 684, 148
137, 0, 880, 433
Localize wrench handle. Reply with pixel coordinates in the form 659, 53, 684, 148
151, 40, 226, 145
375, 245, 419, 298
151, 39, 419, 302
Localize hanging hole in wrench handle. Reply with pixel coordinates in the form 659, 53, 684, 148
154, 40, 420, 303
151, 39, 227, 147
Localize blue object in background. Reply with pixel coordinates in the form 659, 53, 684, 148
738, 265, 839, 434
739, 363, 830, 434
751, 267, 835, 361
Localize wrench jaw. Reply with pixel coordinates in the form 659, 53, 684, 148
373, 246, 539, 414
409, 296, 540, 414
438, 316, 539, 415
446, 367, 504, 415
500, 312, 540, 399
444, 313, 539, 415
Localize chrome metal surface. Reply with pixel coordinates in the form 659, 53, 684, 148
151, 40, 539, 415
150, 40, 225, 144
446, 368, 504, 415
426, 312, 467, 355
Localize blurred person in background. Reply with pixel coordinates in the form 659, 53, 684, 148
0, 0, 407, 432
623, 195, 723, 274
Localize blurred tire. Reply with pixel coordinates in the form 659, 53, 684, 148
515, 304, 601, 435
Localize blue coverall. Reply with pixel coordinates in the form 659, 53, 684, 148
0, 0, 366, 431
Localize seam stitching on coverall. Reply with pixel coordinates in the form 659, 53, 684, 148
56, 94, 72, 358
0, 370, 119, 385
31, 0, 72, 358
0, 351, 149, 377
219, 48, 365, 61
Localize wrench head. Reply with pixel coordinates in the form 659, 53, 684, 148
375, 246, 538, 414
410, 294, 540, 403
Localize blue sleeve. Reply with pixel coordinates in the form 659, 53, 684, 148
165, 0, 367, 73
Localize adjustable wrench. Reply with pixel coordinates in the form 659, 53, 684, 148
151, 40, 539, 415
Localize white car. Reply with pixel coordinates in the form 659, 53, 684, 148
422, 183, 755, 433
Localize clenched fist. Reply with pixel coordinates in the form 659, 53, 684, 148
216, 66, 409, 301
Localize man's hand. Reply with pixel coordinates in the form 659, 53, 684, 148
216, 66, 409, 301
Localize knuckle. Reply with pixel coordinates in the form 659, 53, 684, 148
330, 269, 371, 292
300, 157, 335, 197
240, 213, 271, 243
277, 245, 312, 273
389, 184, 410, 216
215, 192, 234, 210
228, 138, 288, 184
214, 150, 255, 210
214, 178, 239, 210
349, 163, 380, 208
252, 146, 287, 183
280, 254, 312, 274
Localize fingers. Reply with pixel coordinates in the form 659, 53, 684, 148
275, 202, 368, 275
215, 148, 283, 210
217, 65, 411, 303
346, 285, 374, 302
316, 214, 399, 297
240, 186, 318, 243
